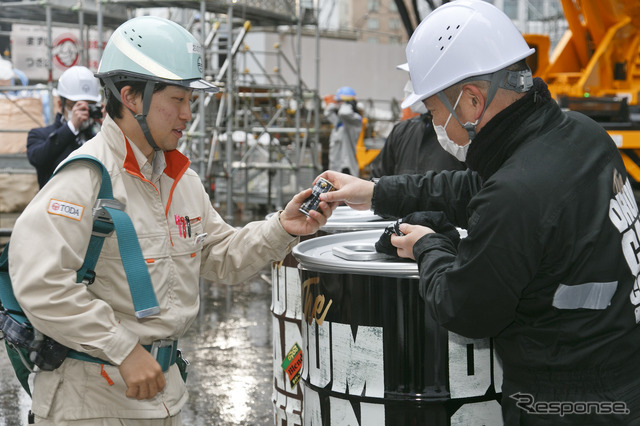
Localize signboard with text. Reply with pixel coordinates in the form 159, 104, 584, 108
10, 24, 111, 82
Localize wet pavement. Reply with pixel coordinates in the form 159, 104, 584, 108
0, 269, 277, 426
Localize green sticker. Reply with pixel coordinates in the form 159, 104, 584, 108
281, 342, 303, 388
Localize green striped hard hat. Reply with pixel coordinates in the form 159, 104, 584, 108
96, 16, 218, 92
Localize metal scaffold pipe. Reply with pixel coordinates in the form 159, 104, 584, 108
225, 5, 234, 222
198, 0, 206, 182
46, 4, 54, 125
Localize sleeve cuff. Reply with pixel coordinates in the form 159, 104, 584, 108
67, 120, 80, 135
100, 323, 140, 366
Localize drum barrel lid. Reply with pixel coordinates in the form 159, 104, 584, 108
292, 230, 419, 278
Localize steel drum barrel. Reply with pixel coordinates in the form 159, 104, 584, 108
271, 208, 393, 425
292, 230, 503, 426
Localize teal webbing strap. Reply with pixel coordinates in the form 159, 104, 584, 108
59, 155, 114, 284
55, 155, 159, 318
103, 206, 159, 318
0, 243, 28, 324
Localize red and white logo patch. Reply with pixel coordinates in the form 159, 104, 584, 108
47, 199, 84, 221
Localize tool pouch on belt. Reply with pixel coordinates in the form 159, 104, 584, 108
176, 350, 189, 383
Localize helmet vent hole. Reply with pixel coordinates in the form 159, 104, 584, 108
436, 23, 462, 51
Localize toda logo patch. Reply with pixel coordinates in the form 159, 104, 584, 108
47, 199, 84, 221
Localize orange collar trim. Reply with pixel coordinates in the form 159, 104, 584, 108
122, 138, 190, 182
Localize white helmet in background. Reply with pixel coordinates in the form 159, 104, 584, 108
57, 66, 101, 102
401, 0, 535, 108
403, 80, 428, 114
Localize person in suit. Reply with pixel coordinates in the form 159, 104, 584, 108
27, 66, 103, 188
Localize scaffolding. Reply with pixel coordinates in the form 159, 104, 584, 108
0, 0, 321, 221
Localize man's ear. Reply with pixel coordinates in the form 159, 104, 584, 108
463, 84, 485, 122
120, 86, 139, 113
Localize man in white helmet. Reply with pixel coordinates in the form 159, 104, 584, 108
8, 16, 334, 425
27, 65, 104, 188
317, 0, 640, 424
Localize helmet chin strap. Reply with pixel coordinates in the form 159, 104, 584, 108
104, 78, 161, 151
133, 81, 161, 151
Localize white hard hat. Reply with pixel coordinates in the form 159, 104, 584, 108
401, 0, 535, 109
57, 66, 101, 102
403, 80, 428, 114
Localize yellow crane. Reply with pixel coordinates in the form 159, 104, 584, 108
525, 0, 640, 183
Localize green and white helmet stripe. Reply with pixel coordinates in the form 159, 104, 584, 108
108, 29, 183, 80
96, 15, 217, 92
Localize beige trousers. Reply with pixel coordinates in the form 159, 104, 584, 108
34, 414, 182, 425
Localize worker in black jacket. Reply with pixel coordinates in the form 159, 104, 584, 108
370, 112, 466, 177
317, 1, 640, 424
27, 66, 103, 188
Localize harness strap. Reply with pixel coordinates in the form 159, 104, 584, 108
67, 340, 178, 372
0, 245, 26, 323
57, 155, 160, 318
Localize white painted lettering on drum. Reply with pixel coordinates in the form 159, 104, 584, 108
302, 318, 385, 398
302, 372, 386, 426
331, 323, 384, 398
450, 400, 503, 425
272, 262, 304, 425
448, 332, 494, 399
303, 317, 331, 388
272, 262, 303, 317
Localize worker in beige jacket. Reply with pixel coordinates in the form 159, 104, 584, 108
8, 16, 333, 425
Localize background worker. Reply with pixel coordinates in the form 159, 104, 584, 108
27, 66, 103, 188
9, 16, 333, 425
325, 86, 362, 175
370, 80, 466, 177
318, 0, 640, 424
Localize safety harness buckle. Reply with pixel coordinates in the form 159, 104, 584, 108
91, 199, 126, 237
148, 339, 178, 372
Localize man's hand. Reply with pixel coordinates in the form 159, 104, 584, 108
69, 101, 90, 130
118, 343, 166, 400
390, 223, 435, 260
317, 170, 375, 211
279, 188, 337, 236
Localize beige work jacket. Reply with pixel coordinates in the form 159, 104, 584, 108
8, 116, 297, 420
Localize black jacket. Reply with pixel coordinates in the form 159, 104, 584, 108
370, 113, 466, 177
27, 113, 96, 188
372, 79, 640, 378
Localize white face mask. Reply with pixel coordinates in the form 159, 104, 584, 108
433, 91, 475, 162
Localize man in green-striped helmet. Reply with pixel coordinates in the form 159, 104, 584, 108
96, 15, 218, 153
9, 15, 334, 425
